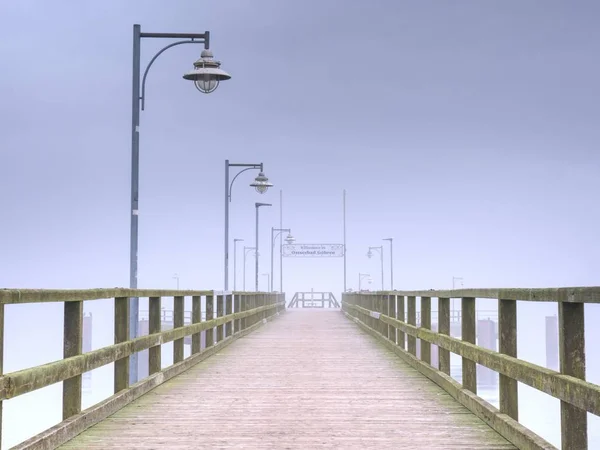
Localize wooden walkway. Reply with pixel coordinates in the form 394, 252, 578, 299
59, 310, 515, 449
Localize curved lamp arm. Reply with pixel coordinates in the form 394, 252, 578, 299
141, 39, 202, 110
229, 167, 259, 201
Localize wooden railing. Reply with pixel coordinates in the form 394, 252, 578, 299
342, 288, 600, 450
0, 289, 285, 450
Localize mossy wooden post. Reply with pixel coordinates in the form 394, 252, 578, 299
370, 295, 376, 330
63, 300, 83, 420
498, 298, 518, 420
462, 297, 477, 393
421, 296, 431, 365
438, 297, 451, 375
205, 295, 214, 347
407, 296, 417, 356
0, 303, 4, 448
240, 295, 246, 331
234, 294, 240, 334
558, 302, 587, 450
216, 294, 224, 343
173, 296, 184, 363
397, 295, 405, 350
191, 295, 201, 354
387, 294, 396, 343
225, 294, 233, 337
114, 296, 129, 393
380, 295, 387, 336
149, 296, 161, 374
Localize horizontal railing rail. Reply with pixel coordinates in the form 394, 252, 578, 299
342, 289, 600, 450
0, 289, 285, 450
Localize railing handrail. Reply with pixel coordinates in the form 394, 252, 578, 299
350, 286, 600, 303
0, 288, 271, 304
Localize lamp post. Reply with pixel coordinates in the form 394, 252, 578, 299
233, 238, 243, 291
128, 24, 230, 385
367, 246, 384, 290
255, 203, 272, 291
243, 246, 256, 291
262, 273, 270, 292
359, 273, 372, 292
452, 276, 464, 319
172, 273, 180, 290
271, 228, 295, 292
383, 238, 394, 290
224, 161, 273, 291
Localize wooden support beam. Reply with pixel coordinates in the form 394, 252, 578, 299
225, 294, 233, 337
191, 296, 201, 354
234, 294, 240, 334
173, 296, 184, 364
205, 295, 214, 348
559, 302, 587, 450
63, 300, 83, 420
114, 297, 129, 393
388, 295, 396, 344
462, 297, 477, 393
499, 298, 518, 421
397, 296, 405, 350
438, 297, 450, 375
407, 296, 416, 356
148, 297, 161, 375
421, 296, 431, 365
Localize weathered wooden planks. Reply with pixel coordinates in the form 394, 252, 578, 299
59, 310, 515, 449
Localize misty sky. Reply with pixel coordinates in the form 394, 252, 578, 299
1, 1, 600, 448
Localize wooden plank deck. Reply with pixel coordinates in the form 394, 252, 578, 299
59, 310, 515, 449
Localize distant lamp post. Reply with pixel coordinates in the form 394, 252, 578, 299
255, 203, 272, 291
243, 246, 256, 291
452, 276, 464, 317
262, 273, 271, 292
271, 228, 295, 293
359, 273, 372, 292
383, 238, 394, 290
367, 246, 384, 290
224, 161, 273, 292
128, 24, 230, 385
233, 238, 244, 291
172, 273, 180, 290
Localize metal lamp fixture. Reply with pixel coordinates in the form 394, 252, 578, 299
182, 49, 231, 93
250, 172, 273, 194
285, 233, 295, 244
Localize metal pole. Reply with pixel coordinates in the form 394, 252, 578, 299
279, 189, 283, 292
343, 189, 347, 292
224, 160, 230, 291
243, 249, 247, 291
233, 239, 240, 291
129, 24, 141, 385
270, 227, 275, 292
380, 247, 384, 291
389, 239, 394, 290
255, 206, 259, 291
358, 273, 361, 292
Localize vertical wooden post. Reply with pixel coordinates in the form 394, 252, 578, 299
380, 295, 387, 336
173, 296, 184, 363
240, 294, 246, 331
421, 296, 431, 365
407, 296, 416, 356
498, 298, 518, 420
234, 294, 241, 334
216, 294, 224, 343
114, 297, 129, 393
149, 296, 161, 374
191, 295, 201, 354
558, 302, 587, 450
438, 297, 451, 375
205, 295, 214, 347
388, 294, 396, 343
462, 297, 477, 393
0, 303, 4, 449
63, 300, 83, 419
225, 294, 233, 337
397, 295, 405, 350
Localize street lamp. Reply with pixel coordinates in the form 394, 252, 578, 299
128, 24, 230, 385
383, 238, 394, 290
271, 228, 295, 293
233, 238, 243, 291
243, 246, 256, 291
452, 276, 464, 319
359, 273, 372, 292
255, 203, 272, 291
224, 160, 272, 291
367, 246, 384, 290
172, 273, 180, 290
262, 273, 270, 292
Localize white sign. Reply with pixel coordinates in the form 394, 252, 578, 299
282, 243, 344, 258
